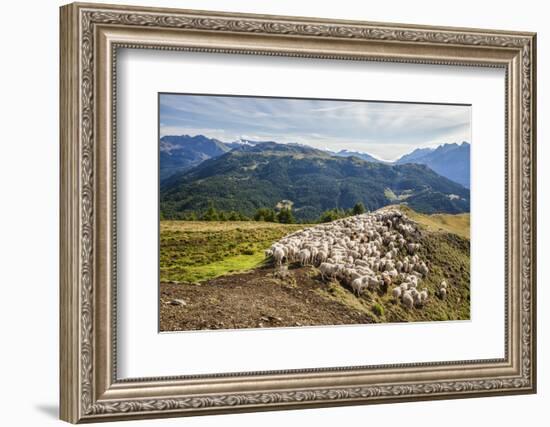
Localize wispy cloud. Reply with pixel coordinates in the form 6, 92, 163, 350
159, 94, 471, 161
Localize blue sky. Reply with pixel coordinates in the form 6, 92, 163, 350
160, 93, 471, 161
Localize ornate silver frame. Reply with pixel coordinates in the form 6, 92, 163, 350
60, 2, 537, 423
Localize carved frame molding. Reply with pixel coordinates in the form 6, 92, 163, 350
60, 2, 536, 423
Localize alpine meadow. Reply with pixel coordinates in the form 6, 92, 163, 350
159, 94, 471, 332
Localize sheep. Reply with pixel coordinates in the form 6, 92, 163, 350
367, 276, 380, 290
378, 274, 390, 293
268, 208, 437, 312
396, 260, 403, 272
319, 262, 337, 280
298, 249, 311, 266
439, 287, 447, 299
354, 259, 370, 268
420, 288, 429, 303
402, 291, 414, 309
273, 247, 285, 266
309, 246, 319, 263
407, 275, 419, 287
417, 262, 429, 277
316, 249, 328, 264
351, 277, 366, 296
392, 286, 402, 301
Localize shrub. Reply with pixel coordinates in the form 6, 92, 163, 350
254, 208, 277, 222
372, 303, 385, 317
352, 202, 366, 215
277, 208, 296, 224
319, 208, 346, 223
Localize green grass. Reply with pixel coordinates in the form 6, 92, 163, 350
167, 253, 267, 283
160, 221, 307, 283
372, 303, 385, 317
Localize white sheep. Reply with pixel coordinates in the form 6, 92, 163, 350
273, 247, 285, 266
420, 288, 429, 303
392, 286, 402, 300
402, 291, 414, 309
367, 276, 380, 290
319, 262, 336, 280
388, 268, 399, 278
407, 275, 419, 287
351, 277, 366, 296
396, 260, 403, 272
298, 249, 311, 266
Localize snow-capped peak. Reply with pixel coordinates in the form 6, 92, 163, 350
232, 138, 256, 146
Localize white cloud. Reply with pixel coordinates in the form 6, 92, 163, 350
159, 94, 471, 160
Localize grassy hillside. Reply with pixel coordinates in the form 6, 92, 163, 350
390, 205, 470, 239
160, 221, 306, 283
160, 209, 471, 330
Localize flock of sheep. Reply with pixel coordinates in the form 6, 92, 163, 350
266, 208, 449, 310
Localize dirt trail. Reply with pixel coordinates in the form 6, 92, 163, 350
160, 266, 374, 331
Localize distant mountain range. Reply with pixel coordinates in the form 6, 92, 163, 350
395, 142, 470, 188
159, 135, 470, 189
160, 139, 470, 221
160, 135, 229, 180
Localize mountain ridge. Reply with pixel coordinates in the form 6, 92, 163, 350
332, 149, 385, 163
159, 134, 230, 180
395, 141, 470, 188
160, 134, 471, 189
161, 141, 470, 221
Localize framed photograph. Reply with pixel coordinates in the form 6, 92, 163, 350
60, 2, 537, 423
